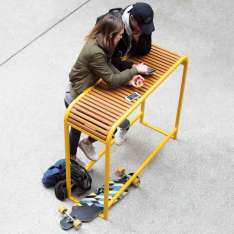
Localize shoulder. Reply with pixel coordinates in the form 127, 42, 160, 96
84, 40, 106, 57
79, 40, 107, 64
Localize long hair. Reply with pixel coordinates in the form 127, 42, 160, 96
86, 14, 124, 53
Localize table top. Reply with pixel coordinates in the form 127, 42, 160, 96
66, 44, 184, 143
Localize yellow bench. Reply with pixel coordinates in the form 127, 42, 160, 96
64, 43, 188, 219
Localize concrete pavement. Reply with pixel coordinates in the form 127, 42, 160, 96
0, 0, 233, 233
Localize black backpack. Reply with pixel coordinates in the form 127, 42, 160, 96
42, 159, 92, 200
96, 8, 124, 23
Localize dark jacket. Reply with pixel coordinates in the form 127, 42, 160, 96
68, 39, 138, 98
97, 8, 152, 71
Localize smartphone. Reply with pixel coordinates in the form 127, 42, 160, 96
125, 92, 141, 102
146, 67, 156, 75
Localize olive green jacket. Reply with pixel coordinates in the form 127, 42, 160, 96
68, 39, 138, 98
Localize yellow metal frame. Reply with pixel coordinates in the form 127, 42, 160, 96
64, 54, 188, 220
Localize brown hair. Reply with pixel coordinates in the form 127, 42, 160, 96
86, 14, 124, 53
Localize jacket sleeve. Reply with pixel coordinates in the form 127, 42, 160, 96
88, 52, 138, 88
111, 57, 133, 71
109, 63, 121, 74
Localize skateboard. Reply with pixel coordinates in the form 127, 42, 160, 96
59, 167, 140, 230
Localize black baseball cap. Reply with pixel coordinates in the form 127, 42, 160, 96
130, 2, 155, 34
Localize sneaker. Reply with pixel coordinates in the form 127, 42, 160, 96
79, 138, 99, 161
115, 128, 128, 145
76, 158, 86, 167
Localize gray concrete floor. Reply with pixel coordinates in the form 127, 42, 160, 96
0, 0, 233, 233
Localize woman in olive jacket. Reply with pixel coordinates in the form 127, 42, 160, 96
65, 14, 148, 162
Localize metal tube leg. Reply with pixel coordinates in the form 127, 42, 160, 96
173, 58, 188, 139
103, 143, 111, 220
140, 100, 145, 123
64, 122, 72, 198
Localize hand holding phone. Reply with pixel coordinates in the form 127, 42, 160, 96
146, 67, 156, 75
133, 64, 156, 75
133, 63, 149, 74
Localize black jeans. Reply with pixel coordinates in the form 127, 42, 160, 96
64, 100, 130, 155
65, 100, 96, 155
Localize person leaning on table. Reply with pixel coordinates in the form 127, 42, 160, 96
64, 14, 149, 162
97, 2, 155, 71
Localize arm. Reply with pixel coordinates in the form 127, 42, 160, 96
111, 57, 133, 71
109, 62, 121, 74
89, 52, 138, 88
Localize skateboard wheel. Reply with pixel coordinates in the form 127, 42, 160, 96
58, 206, 67, 214
132, 177, 140, 187
115, 167, 125, 176
73, 219, 82, 229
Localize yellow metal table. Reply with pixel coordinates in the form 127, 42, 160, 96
64, 43, 188, 219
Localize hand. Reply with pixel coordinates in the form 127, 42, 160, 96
128, 75, 144, 88
134, 63, 149, 75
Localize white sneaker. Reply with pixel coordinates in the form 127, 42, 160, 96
79, 139, 99, 161
115, 128, 128, 145
76, 158, 86, 167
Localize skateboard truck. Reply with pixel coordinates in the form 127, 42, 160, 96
58, 206, 82, 230
115, 167, 140, 187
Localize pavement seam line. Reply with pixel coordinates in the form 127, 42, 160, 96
0, 0, 91, 67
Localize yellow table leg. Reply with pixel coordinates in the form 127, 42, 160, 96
64, 122, 72, 198
173, 58, 188, 139
103, 142, 111, 220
